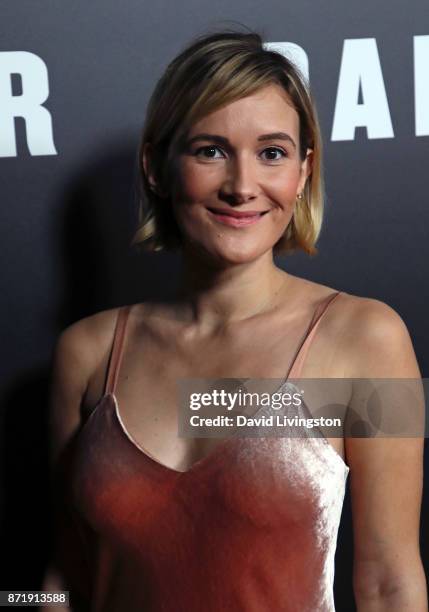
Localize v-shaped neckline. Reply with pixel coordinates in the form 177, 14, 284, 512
110, 378, 293, 476
88, 386, 349, 477
112, 393, 244, 476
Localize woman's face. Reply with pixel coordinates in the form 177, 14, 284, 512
163, 83, 311, 265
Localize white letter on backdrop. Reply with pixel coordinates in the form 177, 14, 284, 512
263, 42, 309, 83
414, 35, 429, 137
331, 38, 394, 141
0, 51, 57, 157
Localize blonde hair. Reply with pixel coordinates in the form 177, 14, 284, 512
132, 28, 324, 255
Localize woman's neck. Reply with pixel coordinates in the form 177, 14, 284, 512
174, 249, 292, 330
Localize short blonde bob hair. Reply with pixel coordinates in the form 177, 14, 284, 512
132, 28, 324, 255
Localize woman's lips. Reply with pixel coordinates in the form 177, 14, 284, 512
207, 208, 269, 227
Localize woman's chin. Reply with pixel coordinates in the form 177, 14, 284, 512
209, 242, 270, 267
182, 234, 275, 267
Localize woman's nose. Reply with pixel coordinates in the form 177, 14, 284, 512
220, 154, 259, 204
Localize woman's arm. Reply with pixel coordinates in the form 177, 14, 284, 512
40, 319, 98, 612
344, 299, 427, 611
40, 565, 71, 612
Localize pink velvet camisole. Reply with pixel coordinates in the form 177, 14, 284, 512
60, 291, 350, 611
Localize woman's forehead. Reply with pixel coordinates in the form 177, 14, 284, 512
188, 90, 300, 138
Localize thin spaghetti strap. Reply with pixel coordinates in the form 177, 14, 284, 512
105, 305, 132, 396
287, 291, 342, 380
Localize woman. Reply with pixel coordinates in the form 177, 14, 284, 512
44, 29, 427, 611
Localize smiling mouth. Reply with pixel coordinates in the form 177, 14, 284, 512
206, 207, 270, 227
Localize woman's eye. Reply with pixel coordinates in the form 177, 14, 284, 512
193, 145, 287, 161
194, 145, 225, 159
260, 147, 287, 161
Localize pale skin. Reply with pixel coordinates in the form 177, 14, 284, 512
44, 84, 427, 610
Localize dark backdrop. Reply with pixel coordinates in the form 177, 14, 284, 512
1, 2, 428, 609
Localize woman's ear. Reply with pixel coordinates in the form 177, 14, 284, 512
142, 142, 158, 193
142, 142, 169, 198
298, 148, 313, 194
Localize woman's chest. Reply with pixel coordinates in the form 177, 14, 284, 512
71, 398, 347, 552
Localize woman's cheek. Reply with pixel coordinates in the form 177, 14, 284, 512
171, 200, 208, 245
270, 169, 301, 201
178, 160, 220, 199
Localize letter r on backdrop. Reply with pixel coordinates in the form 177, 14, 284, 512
0, 51, 57, 157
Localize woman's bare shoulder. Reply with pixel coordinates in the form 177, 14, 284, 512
56, 306, 123, 369
330, 289, 410, 340
51, 305, 132, 415
49, 306, 125, 464
290, 276, 416, 371
292, 275, 404, 326
312, 285, 417, 377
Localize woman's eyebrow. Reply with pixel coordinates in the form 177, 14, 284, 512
186, 132, 296, 149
